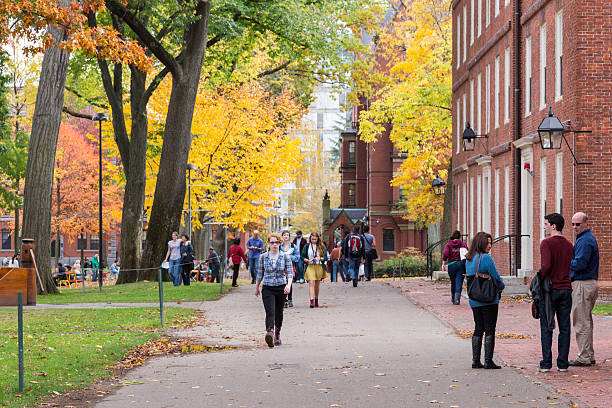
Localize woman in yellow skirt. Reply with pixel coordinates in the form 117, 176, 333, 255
301, 232, 328, 308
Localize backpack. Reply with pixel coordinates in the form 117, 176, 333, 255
349, 234, 362, 257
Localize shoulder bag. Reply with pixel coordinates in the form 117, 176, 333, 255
467, 254, 499, 303
364, 235, 378, 259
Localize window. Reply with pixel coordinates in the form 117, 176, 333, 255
495, 0, 499, 17
483, 167, 491, 233
555, 10, 563, 100
540, 157, 547, 241
470, 0, 475, 45
2, 230, 10, 250
477, 0, 482, 37
463, 6, 467, 62
317, 112, 324, 129
477, 174, 482, 232
456, 183, 461, 230
540, 23, 547, 109
457, 17, 461, 68
504, 166, 510, 235
504, 47, 510, 123
477, 72, 482, 133
77, 233, 87, 250
494, 168, 500, 238
382, 229, 395, 252
456, 99, 461, 153
556, 153, 563, 213
348, 141, 356, 164
463, 93, 467, 137
485, 0, 490, 27
90, 234, 100, 251
469, 177, 474, 238
485, 64, 490, 132
504, 0, 509, 7
470, 79, 474, 129
494, 56, 500, 128
348, 183, 356, 207
525, 36, 532, 116
462, 182, 467, 237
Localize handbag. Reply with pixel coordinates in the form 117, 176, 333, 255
467, 254, 499, 303
364, 235, 378, 259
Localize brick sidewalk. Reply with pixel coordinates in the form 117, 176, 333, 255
387, 279, 611, 408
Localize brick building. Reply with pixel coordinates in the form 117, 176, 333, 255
451, 0, 612, 283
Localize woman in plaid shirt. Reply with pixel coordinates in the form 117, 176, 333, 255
255, 232, 293, 347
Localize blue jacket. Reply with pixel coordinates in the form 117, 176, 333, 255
570, 229, 599, 281
465, 253, 505, 308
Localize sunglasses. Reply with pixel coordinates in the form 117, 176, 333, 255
269, 241, 280, 244
571, 223, 581, 226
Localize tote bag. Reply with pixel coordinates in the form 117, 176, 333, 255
467, 254, 499, 303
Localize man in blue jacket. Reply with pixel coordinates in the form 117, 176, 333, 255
569, 212, 599, 367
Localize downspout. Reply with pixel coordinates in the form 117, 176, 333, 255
512, 0, 522, 275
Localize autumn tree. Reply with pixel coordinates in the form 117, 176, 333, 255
356, 0, 452, 226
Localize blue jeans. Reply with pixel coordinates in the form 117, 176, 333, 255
295, 259, 305, 282
248, 257, 259, 283
539, 289, 572, 370
347, 258, 362, 280
331, 260, 340, 282
447, 261, 465, 296
169, 258, 181, 286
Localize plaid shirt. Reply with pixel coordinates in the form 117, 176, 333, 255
256, 251, 293, 287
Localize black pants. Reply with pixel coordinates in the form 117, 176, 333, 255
231, 263, 240, 286
181, 262, 193, 286
472, 304, 499, 337
210, 268, 220, 283
364, 254, 374, 280
262, 285, 285, 331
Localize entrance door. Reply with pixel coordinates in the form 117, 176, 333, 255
520, 148, 533, 276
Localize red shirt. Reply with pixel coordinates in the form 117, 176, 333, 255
540, 235, 573, 290
227, 244, 247, 265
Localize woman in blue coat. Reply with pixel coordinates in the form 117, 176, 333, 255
465, 232, 505, 369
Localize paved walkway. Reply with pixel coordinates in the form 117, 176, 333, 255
388, 279, 611, 408
93, 281, 576, 407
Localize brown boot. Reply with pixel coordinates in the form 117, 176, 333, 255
274, 327, 282, 346
310, 299, 314, 308
265, 330, 274, 348
314, 298, 319, 308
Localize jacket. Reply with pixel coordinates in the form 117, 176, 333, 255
443, 239, 468, 263
227, 244, 247, 265
570, 229, 599, 281
301, 243, 328, 265
465, 253, 505, 308
530, 272, 555, 331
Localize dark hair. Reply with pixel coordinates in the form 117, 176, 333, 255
362, 224, 370, 233
545, 213, 565, 232
451, 230, 461, 240
233, 238, 240, 245
353, 225, 360, 233
181, 234, 189, 240
465, 232, 493, 261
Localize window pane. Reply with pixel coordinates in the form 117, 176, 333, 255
1, 230, 11, 250
382, 229, 395, 252
90, 235, 99, 251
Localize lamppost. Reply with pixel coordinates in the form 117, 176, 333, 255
431, 174, 446, 196
92, 112, 108, 290
462, 122, 488, 151
537, 107, 592, 165
187, 163, 196, 241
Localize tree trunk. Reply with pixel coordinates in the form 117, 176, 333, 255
140, 1, 211, 278
22, 24, 70, 294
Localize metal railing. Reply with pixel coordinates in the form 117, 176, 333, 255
492, 234, 530, 276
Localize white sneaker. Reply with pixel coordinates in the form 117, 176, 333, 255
538, 367, 551, 372
557, 368, 568, 372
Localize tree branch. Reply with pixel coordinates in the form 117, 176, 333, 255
143, 67, 170, 105
256, 60, 291, 79
62, 106, 94, 119
65, 86, 109, 109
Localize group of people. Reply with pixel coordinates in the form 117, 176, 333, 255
442, 211, 599, 371
53, 254, 120, 285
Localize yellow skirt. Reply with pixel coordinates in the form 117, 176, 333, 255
304, 264, 327, 281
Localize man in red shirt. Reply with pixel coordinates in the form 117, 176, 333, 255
538, 213, 574, 372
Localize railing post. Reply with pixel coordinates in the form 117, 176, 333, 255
509, 238, 512, 277
158, 268, 164, 327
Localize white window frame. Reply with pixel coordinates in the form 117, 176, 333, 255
463, 6, 467, 62
504, 47, 510, 123
470, 0, 475, 45
463, 182, 467, 237
478, 0, 482, 37
457, 183, 461, 230
457, 17, 461, 69
525, 36, 532, 117
486, 0, 490, 27
470, 177, 474, 238
485, 64, 490, 133
483, 167, 491, 233
495, 0, 500, 18
477, 72, 482, 133
504, 165, 510, 236
504, 0, 509, 7
494, 168, 500, 238
494, 56, 500, 128
463, 93, 467, 139
540, 157, 547, 241
556, 153, 563, 212
477, 174, 482, 232
555, 10, 563, 100
540, 23, 547, 109
456, 99, 461, 153
470, 79, 475, 129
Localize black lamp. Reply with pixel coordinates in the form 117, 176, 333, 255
431, 174, 446, 196
537, 107, 565, 149
461, 122, 486, 151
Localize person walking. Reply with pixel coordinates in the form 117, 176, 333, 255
301, 232, 328, 308
206, 246, 221, 283
569, 212, 599, 367
164, 232, 182, 286
180, 234, 195, 286
343, 226, 365, 287
246, 230, 265, 284
292, 230, 308, 283
109, 261, 120, 279
362, 225, 376, 281
330, 241, 345, 282
91, 254, 100, 282
442, 230, 468, 305
255, 233, 293, 347
227, 238, 247, 287
537, 213, 574, 372
465, 232, 505, 369
280, 230, 299, 308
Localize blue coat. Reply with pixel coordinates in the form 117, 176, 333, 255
465, 253, 505, 308
570, 229, 599, 281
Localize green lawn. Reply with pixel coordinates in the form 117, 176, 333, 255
593, 304, 612, 316
0, 307, 194, 408
38, 281, 230, 304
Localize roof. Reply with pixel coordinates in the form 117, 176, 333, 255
330, 208, 367, 223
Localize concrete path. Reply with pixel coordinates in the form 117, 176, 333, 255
95, 281, 574, 408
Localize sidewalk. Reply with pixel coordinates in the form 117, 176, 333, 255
388, 279, 611, 408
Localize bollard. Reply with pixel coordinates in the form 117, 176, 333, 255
18, 292, 24, 392
98, 267, 103, 293
82, 272, 86, 294
158, 268, 164, 327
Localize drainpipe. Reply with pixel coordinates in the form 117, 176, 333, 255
513, 0, 522, 275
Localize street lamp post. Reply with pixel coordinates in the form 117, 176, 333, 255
187, 164, 196, 241
92, 112, 108, 291
431, 174, 446, 196
536, 107, 592, 165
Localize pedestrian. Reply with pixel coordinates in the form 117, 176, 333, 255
361, 225, 376, 281
279, 230, 299, 308
91, 254, 100, 282
292, 230, 308, 283
8, 253, 19, 268
330, 241, 345, 282
569, 212, 599, 367
180, 234, 195, 286
206, 246, 221, 283
164, 232, 182, 286
442, 230, 469, 305
343, 226, 365, 287
301, 232, 328, 308
109, 260, 120, 279
465, 232, 505, 369
255, 233, 293, 347
537, 213, 574, 372
227, 237, 247, 287
246, 230, 265, 284
73, 259, 82, 280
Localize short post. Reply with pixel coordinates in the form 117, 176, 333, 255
98, 267, 103, 293
82, 271, 86, 294
399, 262, 403, 280
18, 292, 24, 392
158, 268, 164, 327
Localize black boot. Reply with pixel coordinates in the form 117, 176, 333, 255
454, 293, 461, 305
483, 334, 501, 369
471, 336, 484, 368
451, 292, 456, 304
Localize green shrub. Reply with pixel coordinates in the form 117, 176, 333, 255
373, 254, 432, 278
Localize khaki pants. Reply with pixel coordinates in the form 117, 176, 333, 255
571, 280, 598, 363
